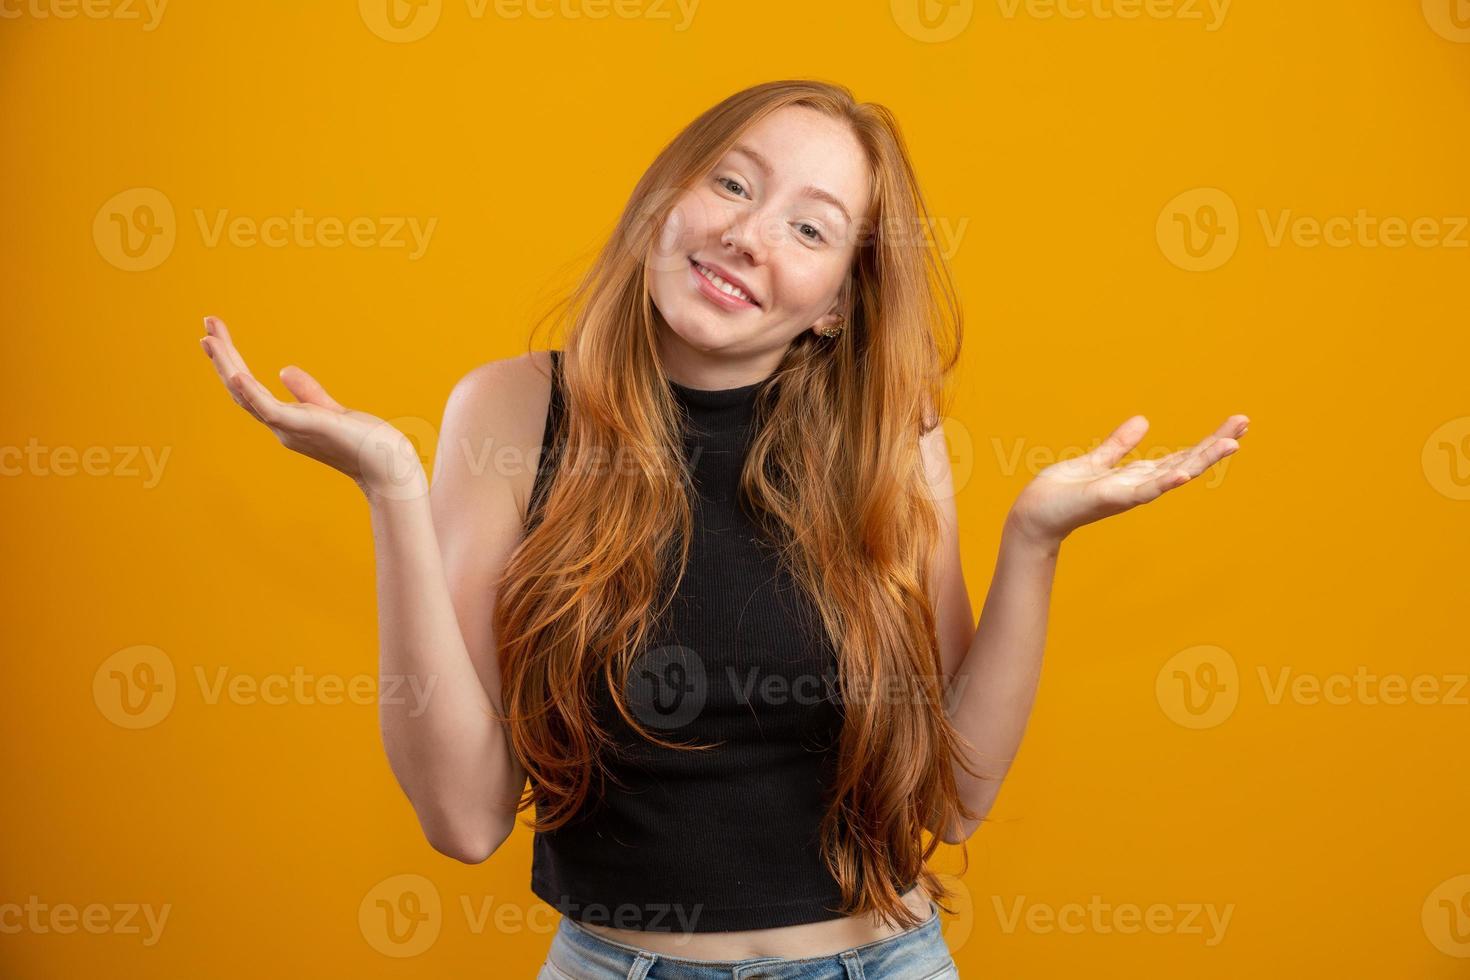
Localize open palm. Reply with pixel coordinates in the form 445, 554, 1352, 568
1007, 414, 1249, 547
198, 315, 425, 500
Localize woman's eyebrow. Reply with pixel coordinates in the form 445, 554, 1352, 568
729, 144, 853, 225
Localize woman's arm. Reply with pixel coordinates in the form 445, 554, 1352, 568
936, 511, 1058, 844
199, 318, 537, 863
371, 357, 547, 863
919, 421, 1052, 845
923, 413, 1248, 844
368, 491, 522, 863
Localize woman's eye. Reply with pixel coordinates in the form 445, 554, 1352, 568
798, 223, 825, 243
715, 176, 749, 198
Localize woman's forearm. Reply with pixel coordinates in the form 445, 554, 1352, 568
368, 489, 521, 863
943, 512, 1060, 842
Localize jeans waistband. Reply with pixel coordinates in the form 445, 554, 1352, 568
547, 899, 953, 980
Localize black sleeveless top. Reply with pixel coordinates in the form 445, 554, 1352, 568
525, 350, 881, 933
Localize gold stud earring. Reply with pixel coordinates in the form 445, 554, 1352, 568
819, 315, 845, 339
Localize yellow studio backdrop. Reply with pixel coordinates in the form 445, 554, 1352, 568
2, 1, 1467, 976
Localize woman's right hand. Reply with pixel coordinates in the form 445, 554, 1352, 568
198, 315, 427, 501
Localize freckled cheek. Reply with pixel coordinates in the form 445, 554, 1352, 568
776, 258, 840, 311
665, 193, 727, 250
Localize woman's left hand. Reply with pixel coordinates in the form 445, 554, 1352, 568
1006, 413, 1250, 550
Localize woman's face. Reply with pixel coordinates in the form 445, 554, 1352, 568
647, 104, 872, 382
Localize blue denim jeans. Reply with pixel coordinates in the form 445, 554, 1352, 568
537, 900, 960, 979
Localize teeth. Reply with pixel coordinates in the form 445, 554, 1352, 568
695, 263, 753, 304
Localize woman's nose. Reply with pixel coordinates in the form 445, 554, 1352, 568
719, 208, 770, 264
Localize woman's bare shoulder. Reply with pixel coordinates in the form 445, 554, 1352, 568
437, 351, 557, 515
443, 349, 555, 444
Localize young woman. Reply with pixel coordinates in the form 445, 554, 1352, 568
198, 79, 1247, 979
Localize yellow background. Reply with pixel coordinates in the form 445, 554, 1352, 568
3, 0, 1468, 975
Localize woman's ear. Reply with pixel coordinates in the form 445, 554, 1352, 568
810, 267, 856, 339
810, 311, 845, 338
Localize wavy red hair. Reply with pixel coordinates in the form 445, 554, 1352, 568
495, 78, 984, 931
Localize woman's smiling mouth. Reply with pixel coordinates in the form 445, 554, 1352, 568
689, 258, 761, 310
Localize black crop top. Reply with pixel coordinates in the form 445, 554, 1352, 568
524, 350, 910, 933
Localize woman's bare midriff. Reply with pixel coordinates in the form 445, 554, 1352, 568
575, 881, 934, 960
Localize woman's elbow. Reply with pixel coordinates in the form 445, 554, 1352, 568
425, 815, 514, 864
941, 822, 975, 846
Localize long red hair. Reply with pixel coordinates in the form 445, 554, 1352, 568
495, 78, 984, 931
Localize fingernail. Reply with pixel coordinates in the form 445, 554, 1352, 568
200, 338, 212, 357
203, 316, 215, 335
